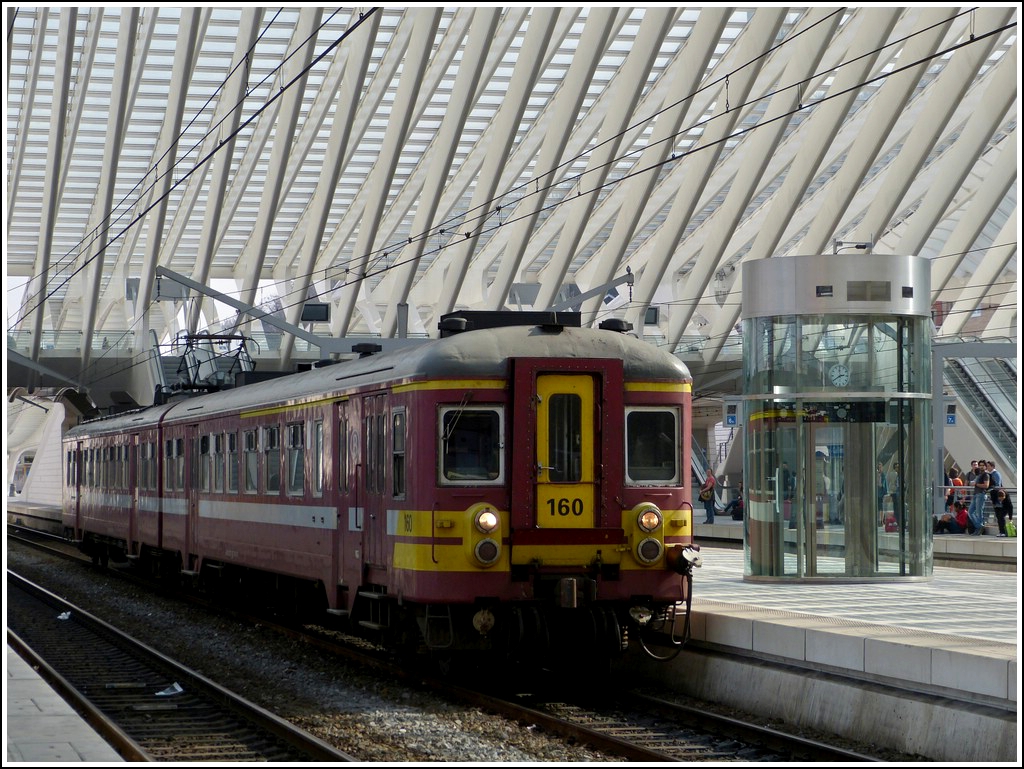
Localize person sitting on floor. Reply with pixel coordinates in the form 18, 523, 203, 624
935, 502, 969, 534
723, 484, 744, 520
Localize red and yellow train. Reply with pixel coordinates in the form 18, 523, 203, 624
62, 311, 700, 663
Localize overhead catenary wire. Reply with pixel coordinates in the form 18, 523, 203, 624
8, 6, 1015, 366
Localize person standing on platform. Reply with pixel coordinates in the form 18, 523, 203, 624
966, 460, 981, 486
986, 460, 1003, 515
782, 461, 797, 529
967, 461, 991, 535
949, 466, 964, 509
781, 461, 795, 501
888, 462, 901, 522
876, 462, 889, 524
993, 489, 1013, 537
699, 470, 717, 525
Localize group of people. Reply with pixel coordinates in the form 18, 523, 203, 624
699, 456, 1012, 537
935, 459, 1013, 536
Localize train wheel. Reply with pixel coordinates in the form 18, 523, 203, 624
91, 545, 109, 569
506, 606, 549, 663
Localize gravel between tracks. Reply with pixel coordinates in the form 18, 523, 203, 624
8, 545, 618, 762
8, 543, 921, 762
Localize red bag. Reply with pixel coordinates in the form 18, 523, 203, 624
884, 515, 898, 532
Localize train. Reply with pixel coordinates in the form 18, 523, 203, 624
60, 311, 701, 665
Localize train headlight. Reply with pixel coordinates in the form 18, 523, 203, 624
475, 507, 500, 534
637, 505, 662, 532
475, 538, 500, 566
636, 537, 663, 564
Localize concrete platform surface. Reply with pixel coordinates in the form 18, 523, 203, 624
639, 545, 1019, 763
5, 646, 124, 763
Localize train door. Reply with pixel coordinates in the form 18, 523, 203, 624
361, 393, 389, 578
334, 399, 359, 604
128, 433, 139, 557
67, 441, 82, 538
185, 424, 200, 573
534, 374, 597, 529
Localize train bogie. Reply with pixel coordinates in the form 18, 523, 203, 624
62, 312, 700, 662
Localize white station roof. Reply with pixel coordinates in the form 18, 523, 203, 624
5, 6, 1018, 380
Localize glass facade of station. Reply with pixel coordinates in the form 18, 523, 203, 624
740, 255, 933, 581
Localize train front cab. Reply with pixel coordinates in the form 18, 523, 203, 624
501, 356, 698, 659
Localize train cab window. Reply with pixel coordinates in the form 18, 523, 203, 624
286, 422, 304, 495
392, 410, 406, 498
548, 394, 582, 483
227, 432, 239, 493
439, 406, 502, 484
243, 430, 258, 493
625, 408, 680, 484
265, 426, 281, 493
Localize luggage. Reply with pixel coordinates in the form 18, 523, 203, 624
1006, 519, 1017, 538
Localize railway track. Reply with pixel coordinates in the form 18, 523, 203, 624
6, 571, 355, 762
8, 530, 887, 761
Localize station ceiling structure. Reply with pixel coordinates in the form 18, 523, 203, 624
5, 6, 1019, 398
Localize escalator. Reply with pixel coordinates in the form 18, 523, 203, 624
944, 357, 1016, 469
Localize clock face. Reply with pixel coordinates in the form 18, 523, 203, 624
829, 363, 850, 387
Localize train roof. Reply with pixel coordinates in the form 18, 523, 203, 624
66, 321, 690, 437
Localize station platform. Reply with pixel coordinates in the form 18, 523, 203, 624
5, 645, 124, 763
634, 542, 1020, 763
696, 515, 1019, 567
5, 505, 1019, 762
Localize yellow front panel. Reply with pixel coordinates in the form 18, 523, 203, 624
535, 374, 596, 529
390, 508, 507, 573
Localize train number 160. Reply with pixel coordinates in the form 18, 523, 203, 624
546, 497, 584, 516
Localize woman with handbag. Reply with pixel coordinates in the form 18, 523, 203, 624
699, 471, 717, 525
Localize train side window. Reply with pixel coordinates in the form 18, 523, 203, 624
376, 413, 386, 494
164, 441, 172, 490
392, 410, 406, 498
243, 430, 258, 493
265, 426, 281, 494
625, 408, 680, 484
286, 422, 304, 495
142, 442, 152, 490
365, 416, 375, 493
439, 406, 503, 484
338, 415, 349, 494
213, 434, 225, 493
175, 438, 185, 491
199, 435, 211, 492
313, 420, 323, 497
227, 432, 239, 493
